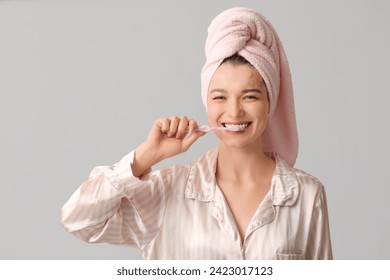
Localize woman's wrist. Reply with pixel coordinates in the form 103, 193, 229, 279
131, 143, 160, 177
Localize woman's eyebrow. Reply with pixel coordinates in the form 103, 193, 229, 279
210, 88, 263, 94
242, 88, 263, 94
209, 88, 227, 94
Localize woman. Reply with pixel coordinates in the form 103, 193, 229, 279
61, 7, 332, 259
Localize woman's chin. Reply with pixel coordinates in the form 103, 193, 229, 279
218, 138, 262, 150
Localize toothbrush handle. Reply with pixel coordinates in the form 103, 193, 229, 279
196, 125, 210, 132
184, 125, 228, 133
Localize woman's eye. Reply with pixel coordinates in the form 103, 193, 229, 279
244, 95, 258, 100
213, 96, 225, 100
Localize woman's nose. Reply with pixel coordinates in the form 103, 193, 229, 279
227, 99, 244, 117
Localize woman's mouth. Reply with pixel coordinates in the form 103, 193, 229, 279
222, 122, 252, 132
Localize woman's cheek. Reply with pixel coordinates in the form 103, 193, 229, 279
207, 105, 221, 124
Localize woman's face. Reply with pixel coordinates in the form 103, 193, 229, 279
207, 63, 269, 149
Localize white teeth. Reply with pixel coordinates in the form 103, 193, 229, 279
224, 123, 249, 131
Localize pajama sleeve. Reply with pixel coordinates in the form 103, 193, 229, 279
306, 185, 333, 259
61, 150, 173, 250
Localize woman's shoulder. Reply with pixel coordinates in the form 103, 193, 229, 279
185, 147, 218, 179
291, 166, 327, 204
150, 148, 217, 179
274, 154, 326, 201
293, 167, 324, 188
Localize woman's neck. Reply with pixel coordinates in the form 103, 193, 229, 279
216, 143, 275, 185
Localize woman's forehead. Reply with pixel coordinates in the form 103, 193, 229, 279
211, 64, 265, 87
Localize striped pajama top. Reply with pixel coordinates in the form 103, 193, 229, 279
61, 147, 333, 259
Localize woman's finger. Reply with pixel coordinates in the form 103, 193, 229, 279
188, 119, 197, 134
160, 118, 170, 133
176, 116, 189, 139
167, 116, 180, 137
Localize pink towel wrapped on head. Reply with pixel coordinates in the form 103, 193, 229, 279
201, 7, 298, 166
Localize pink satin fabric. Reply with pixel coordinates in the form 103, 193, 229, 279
61, 148, 332, 259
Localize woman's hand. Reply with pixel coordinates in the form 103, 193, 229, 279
132, 116, 206, 177
148, 116, 205, 159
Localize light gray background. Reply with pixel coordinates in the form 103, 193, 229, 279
1, 0, 389, 259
